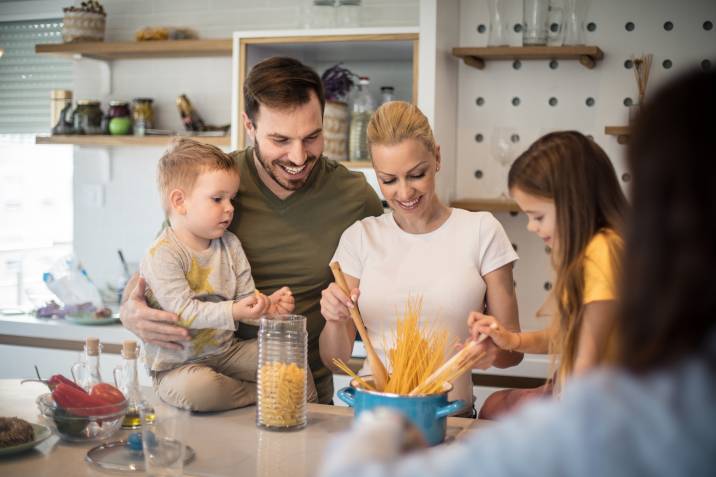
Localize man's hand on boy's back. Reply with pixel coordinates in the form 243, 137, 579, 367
120, 274, 189, 350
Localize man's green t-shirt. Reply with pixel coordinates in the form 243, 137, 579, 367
230, 147, 384, 403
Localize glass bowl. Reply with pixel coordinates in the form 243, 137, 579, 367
36, 393, 127, 442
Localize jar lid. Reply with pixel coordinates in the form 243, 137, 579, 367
78, 99, 100, 106
109, 100, 129, 106
132, 98, 153, 103
51, 90, 73, 99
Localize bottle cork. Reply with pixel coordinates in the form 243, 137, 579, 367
85, 336, 100, 356
122, 340, 138, 359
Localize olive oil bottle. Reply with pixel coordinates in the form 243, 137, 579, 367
114, 340, 154, 429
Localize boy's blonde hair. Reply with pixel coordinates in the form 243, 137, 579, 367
366, 101, 437, 156
157, 138, 237, 215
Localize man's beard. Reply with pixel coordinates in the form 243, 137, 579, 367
254, 141, 319, 192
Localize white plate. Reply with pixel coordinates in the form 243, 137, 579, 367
0, 423, 52, 457
65, 313, 120, 326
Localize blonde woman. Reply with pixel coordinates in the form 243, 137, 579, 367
319, 101, 522, 414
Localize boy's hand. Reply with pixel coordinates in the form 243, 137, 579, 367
467, 311, 520, 352
233, 292, 269, 322
266, 286, 295, 314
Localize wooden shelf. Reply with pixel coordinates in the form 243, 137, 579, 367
35, 135, 230, 147
604, 126, 630, 144
343, 161, 372, 169
35, 39, 232, 60
451, 198, 520, 213
452, 46, 604, 70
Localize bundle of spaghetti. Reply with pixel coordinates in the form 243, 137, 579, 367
382, 297, 449, 395
257, 361, 306, 427
409, 340, 484, 396
332, 358, 376, 391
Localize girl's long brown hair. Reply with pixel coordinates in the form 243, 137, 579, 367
508, 131, 628, 389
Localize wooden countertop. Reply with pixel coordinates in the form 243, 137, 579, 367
0, 379, 485, 476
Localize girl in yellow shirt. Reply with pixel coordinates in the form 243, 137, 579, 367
470, 131, 627, 418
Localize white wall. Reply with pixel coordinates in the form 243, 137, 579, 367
454, 0, 716, 330
59, 0, 419, 292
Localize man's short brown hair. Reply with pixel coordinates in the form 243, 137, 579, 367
243, 56, 325, 124
157, 138, 237, 215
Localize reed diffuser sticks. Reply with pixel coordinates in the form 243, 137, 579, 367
632, 53, 653, 105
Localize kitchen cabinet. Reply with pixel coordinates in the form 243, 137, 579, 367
231, 27, 419, 167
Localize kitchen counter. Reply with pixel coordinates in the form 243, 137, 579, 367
0, 313, 133, 352
0, 379, 485, 477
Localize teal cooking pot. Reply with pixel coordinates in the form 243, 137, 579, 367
337, 378, 466, 446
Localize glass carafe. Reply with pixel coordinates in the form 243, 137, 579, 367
71, 336, 103, 391
114, 340, 155, 429
348, 76, 374, 162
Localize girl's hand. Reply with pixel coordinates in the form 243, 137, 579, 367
321, 282, 360, 323
266, 286, 295, 314
233, 293, 269, 322
455, 336, 500, 370
467, 311, 520, 352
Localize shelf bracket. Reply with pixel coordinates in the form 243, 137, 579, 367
72, 54, 112, 96
462, 55, 485, 70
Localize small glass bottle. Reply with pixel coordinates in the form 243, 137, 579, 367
379, 86, 395, 105
132, 98, 154, 136
71, 336, 103, 391
114, 340, 154, 429
257, 314, 308, 431
348, 76, 374, 162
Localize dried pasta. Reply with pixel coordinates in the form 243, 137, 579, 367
257, 361, 306, 427
334, 296, 457, 396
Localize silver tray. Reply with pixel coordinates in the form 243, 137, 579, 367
85, 439, 195, 472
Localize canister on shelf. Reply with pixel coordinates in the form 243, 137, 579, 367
73, 100, 104, 135
132, 98, 154, 136
51, 90, 73, 129
108, 101, 132, 135
257, 314, 308, 431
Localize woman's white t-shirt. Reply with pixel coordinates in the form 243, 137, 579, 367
332, 208, 518, 405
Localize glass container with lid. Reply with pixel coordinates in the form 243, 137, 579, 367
73, 100, 104, 134
256, 314, 308, 431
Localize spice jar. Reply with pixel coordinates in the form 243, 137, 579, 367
107, 101, 132, 135
50, 90, 72, 129
132, 98, 154, 136
73, 100, 104, 134
257, 314, 308, 431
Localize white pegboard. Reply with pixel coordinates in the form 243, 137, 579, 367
453, 0, 716, 329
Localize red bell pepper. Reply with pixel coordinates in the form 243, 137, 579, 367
48, 374, 85, 393
51, 382, 111, 416
90, 383, 125, 406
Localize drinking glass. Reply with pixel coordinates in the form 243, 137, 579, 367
547, 1, 565, 47
141, 403, 187, 477
487, 0, 509, 47
563, 0, 590, 45
523, 0, 549, 46
490, 127, 520, 197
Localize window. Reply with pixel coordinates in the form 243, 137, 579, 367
0, 19, 73, 309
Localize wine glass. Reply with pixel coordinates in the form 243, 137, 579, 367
490, 127, 520, 198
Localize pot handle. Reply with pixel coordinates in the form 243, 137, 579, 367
336, 387, 356, 407
435, 399, 466, 419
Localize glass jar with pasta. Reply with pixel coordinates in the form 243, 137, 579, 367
257, 314, 308, 431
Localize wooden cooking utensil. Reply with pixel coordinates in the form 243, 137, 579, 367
329, 261, 389, 392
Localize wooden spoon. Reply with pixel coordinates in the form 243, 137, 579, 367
329, 261, 389, 392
